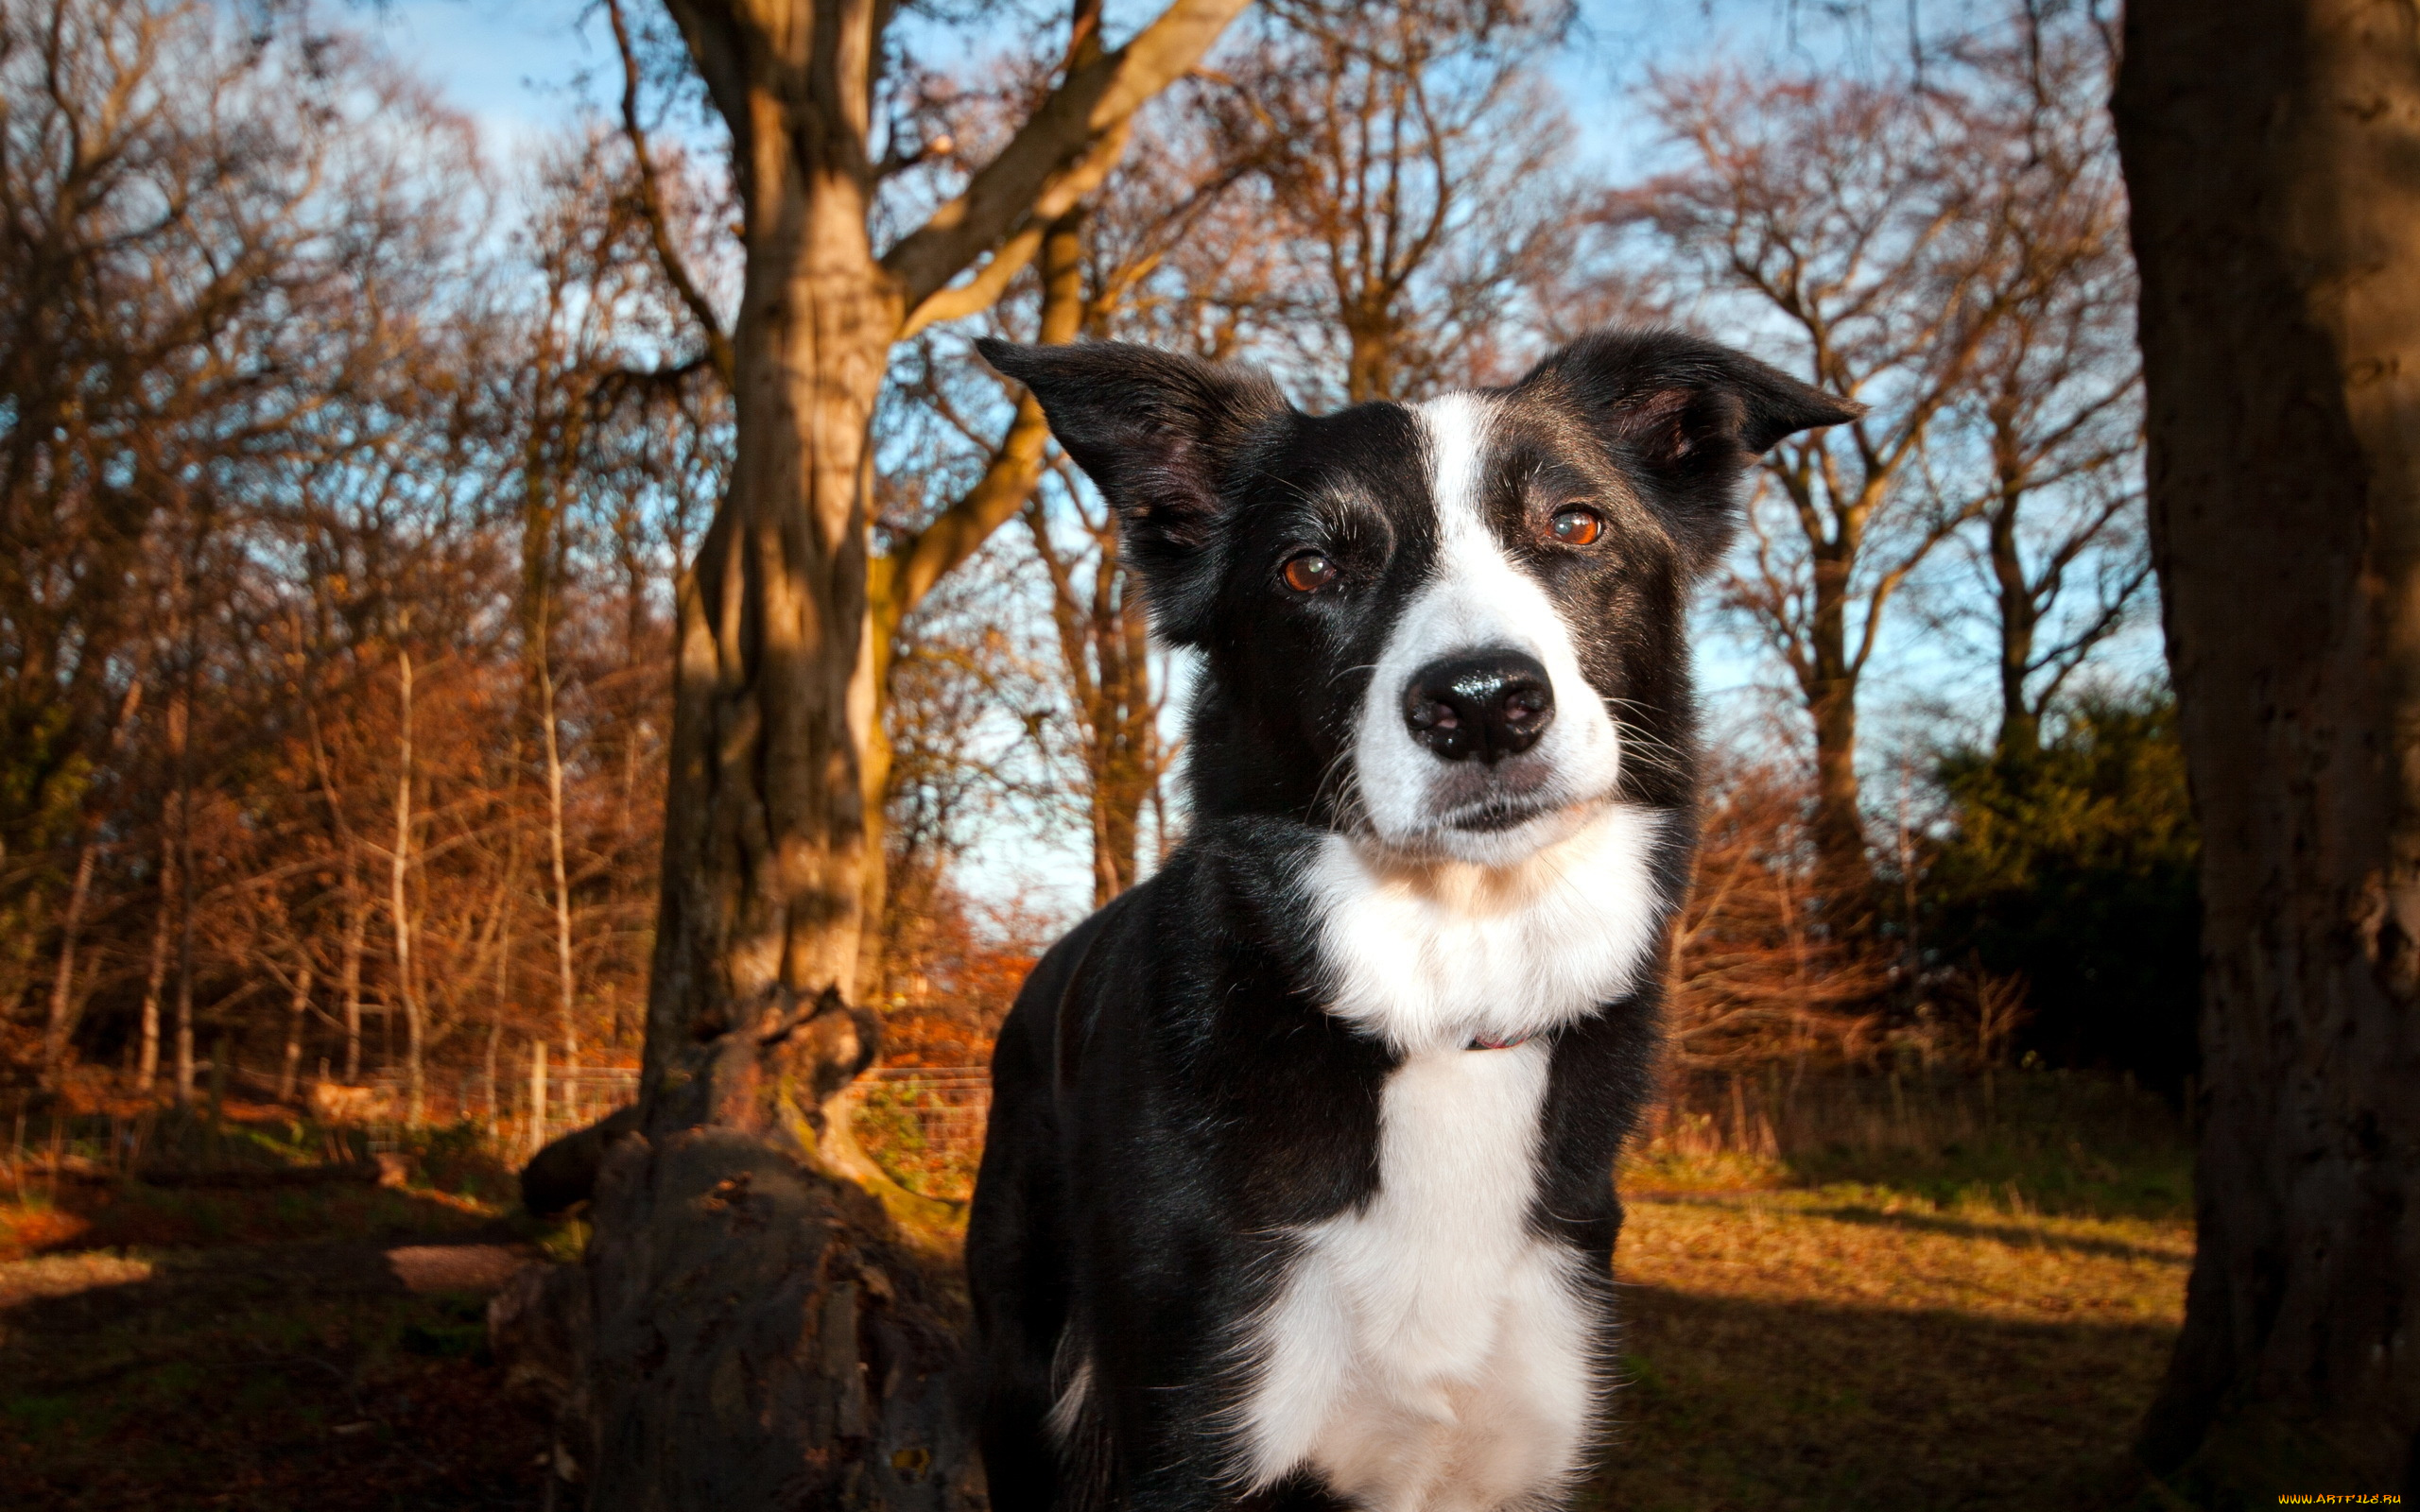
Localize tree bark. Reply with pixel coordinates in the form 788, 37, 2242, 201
1806, 664, 1865, 876
2115, 0, 2420, 1492
338, 863, 366, 1085
544, 658, 579, 1063
170, 661, 196, 1109
42, 831, 103, 1085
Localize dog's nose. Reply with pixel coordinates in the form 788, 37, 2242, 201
1401, 650, 1555, 764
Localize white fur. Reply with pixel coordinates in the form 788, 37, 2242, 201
1305, 803, 1667, 1057
1234, 1044, 1601, 1510
1352, 394, 1625, 864
1046, 1355, 1093, 1445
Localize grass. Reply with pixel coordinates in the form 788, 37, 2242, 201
1598, 1067, 2197, 1510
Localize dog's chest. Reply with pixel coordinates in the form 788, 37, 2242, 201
1235, 1045, 1599, 1511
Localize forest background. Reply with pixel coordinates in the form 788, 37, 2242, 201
0, 0, 2189, 1123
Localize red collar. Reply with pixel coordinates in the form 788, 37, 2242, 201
1467, 1032, 1534, 1051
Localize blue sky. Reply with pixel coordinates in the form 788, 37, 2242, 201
358, 1, 1907, 181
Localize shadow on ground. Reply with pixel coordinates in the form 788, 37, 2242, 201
0, 1196, 550, 1512
1592, 1283, 2176, 1512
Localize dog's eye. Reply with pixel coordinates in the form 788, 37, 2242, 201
1549, 506, 1605, 547
1282, 551, 1338, 593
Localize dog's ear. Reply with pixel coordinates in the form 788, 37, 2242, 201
1517, 329, 1861, 572
977, 338, 1292, 642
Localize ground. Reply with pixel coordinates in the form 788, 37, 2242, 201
1596, 1188, 2189, 1510
0, 1070, 2197, 1510
0, 1112, 571, 1512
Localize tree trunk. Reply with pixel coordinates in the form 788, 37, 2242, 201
339, 858, 366, 1085
1095, 545, 1156, 900
170, 673, 196, 1109
42, 833, 102, 1085
278, 964, 314, 1103
391, 645, 423, 1126
641, 13, 890, 1144
1344, 308, 1398, 404
588, 9, 952, 1503
1807, 675, 1864, 879
42, 674, 145, 1084
544, 659, 579, 1063
1985, 483, 2042, 763
2115, 0, 2420, 1493
134, 859, 170, 1091
1029, 502, 1160, 907
1804, 536, 1868, 880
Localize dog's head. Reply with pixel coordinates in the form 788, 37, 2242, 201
979, 330, 1856, 866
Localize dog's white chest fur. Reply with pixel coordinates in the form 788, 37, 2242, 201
1235, 1044, 1596, 1511
1230, 807, 1663, 1509
1304, 802, 1667, 1056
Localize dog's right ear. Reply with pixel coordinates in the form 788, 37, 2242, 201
977, 338, 1292, 642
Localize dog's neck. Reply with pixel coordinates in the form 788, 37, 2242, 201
1298, 799, 1672, 1057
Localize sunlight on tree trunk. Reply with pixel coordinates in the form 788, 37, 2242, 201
134, 851, 168, 1092
542, 658, 578, 1064
170, 639, 196, 1109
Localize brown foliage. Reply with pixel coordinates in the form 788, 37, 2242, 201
1668, 755, 1890, 1072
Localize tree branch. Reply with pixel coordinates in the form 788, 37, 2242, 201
898, 219, 1047, 339
877, 0, 1250, 310
875, 209, 1090, 634
607, 0, 735, 388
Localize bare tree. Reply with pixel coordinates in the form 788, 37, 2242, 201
1938, 18, 2146, 762
1, 0, 497, 1098
1628, 70, 2017, 879
1210, 0, 1595, 403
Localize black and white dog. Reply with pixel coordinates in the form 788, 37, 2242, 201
966, 330, 1855, 1512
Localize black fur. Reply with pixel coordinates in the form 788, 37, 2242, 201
967, 330, 1854, 1511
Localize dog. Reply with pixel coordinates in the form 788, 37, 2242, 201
966, 329, 1857, 1512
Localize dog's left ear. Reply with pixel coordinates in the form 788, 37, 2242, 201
1517, 329, 1861, 571
977, 338, 1292, 643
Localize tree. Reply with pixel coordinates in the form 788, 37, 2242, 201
1922, 689, 2199, 1091
1208, 0, 1588, 403
1630, 70, 2014, 879
2114, 0, 2420, 1492
1936, 17, 2146, 764
0, 0, 499, 1101
546, 2, 1251, 1505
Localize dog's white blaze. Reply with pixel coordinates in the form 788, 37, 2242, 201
1352, 393, 1624, 862
1236, 1043, 1599, 1510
